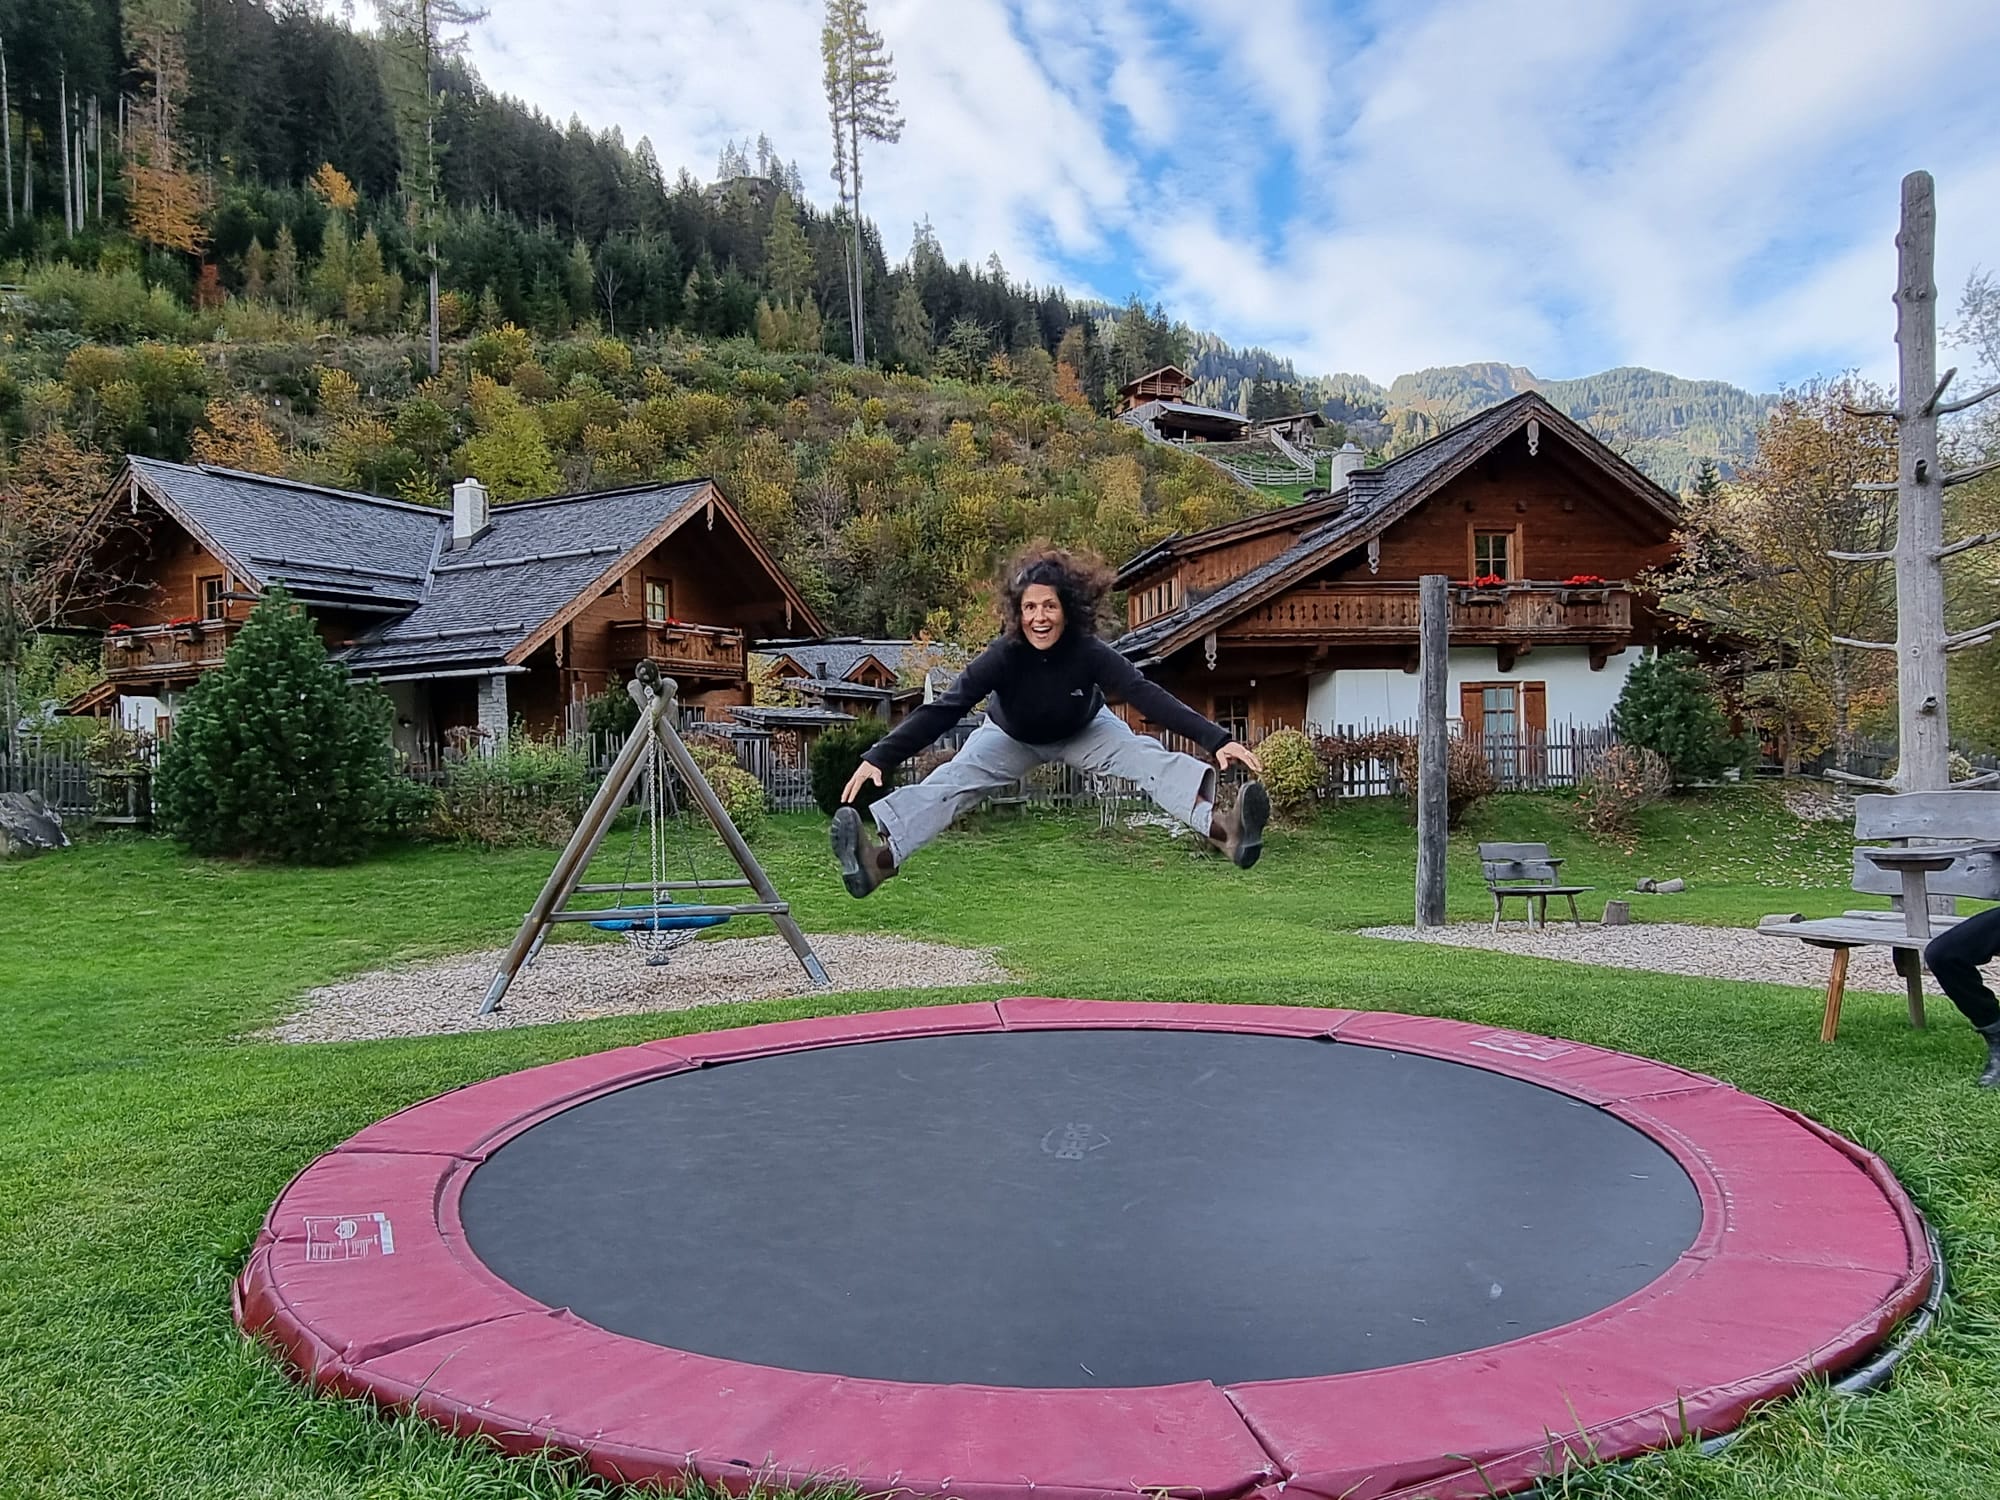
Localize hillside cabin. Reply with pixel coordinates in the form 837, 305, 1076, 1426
1113, 392, 1683, 742
1249, 410, 1330, 445
1116, 365, 1196, 413
60, 459, 824, 759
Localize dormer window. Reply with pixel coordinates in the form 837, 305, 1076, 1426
1134, 575, 1182, 624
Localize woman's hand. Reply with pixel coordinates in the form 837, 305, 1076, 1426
842, 759, 885, 804
1217, 740, 1262, 775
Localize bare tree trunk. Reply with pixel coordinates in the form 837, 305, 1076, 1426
1891, 171, 1950, 791
1415, 575, 1449, 927
1830, 651, 1852, 772
93, 94, 101, 219
59, 70, 73, 235
848, 113, 866, 365
1, 36, 13, 225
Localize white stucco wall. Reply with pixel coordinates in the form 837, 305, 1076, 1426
118, 692, 173, 734
1304, 645, 1643, 730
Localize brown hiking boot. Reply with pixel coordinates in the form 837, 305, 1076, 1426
1207, 782, 1269, 869
831, 806, 897, 897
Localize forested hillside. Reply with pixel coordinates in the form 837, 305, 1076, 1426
3, 0, 1776, 714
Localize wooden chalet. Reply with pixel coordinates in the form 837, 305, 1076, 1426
62, 459, 824, 757
1112, 392, 1683, 742
1115, 364, 1249, 444
748, 638, 959, 728
1249, 409, 1329, 445
1116, 365, 1195, 412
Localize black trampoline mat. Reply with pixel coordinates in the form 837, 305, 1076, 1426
458, 1029, 1702, 1387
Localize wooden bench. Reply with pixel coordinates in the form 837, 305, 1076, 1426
1759, 790, 2000, 1041
1479, 842, 1594, 929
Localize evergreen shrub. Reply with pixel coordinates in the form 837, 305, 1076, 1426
1611, 652, 1747, 783
809, 718, 888, 817
153, 588, 395, 862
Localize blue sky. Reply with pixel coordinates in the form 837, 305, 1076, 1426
453, 0, 2000, 393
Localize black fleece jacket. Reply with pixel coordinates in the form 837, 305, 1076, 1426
864, 631, 1233, 771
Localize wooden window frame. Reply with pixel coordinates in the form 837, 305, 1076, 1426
643, 577, 673, 626
1214, 693, 1252, 745
198, 573, 228, 621
1469, 526, 1523, 582
1459, 680, 1546, 738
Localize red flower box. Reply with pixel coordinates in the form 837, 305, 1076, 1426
1561, 574, 1607, 587
1464, 574, 1506, 589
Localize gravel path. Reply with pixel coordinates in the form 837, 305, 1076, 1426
1357, 921, 1940, 996
263, 933, 1011, 1044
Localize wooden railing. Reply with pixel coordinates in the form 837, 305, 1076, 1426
101, 619, 243, 682
609, 620, 747, 679
1226, 582, 1632, 640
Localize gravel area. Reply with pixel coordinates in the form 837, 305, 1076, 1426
263, 933, 1011, 1044
1358, 920, 1940, 996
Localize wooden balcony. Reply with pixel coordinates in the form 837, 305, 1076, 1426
101, 619, 243, 684
609, 620, 747, 680
1224, 581, 1633, 642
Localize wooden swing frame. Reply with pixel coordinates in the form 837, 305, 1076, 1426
480, 663, 830, 1015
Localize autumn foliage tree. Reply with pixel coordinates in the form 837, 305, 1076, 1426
1653, 376, 1898, 768
0, 433, 114, 740
190, 397, 288, 476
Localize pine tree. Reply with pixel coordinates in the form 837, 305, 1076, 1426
243, 238, 270, 300
889, 278, 930, 370
822, 0, 902, 364
1690, 456, 1722, 501
1610, 651, 1742, 784
270, 224, 301, 308
763, 192, 815, 308
152, 587, 396, 863
378, 0, 487, 375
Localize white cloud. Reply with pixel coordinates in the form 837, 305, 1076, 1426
451, 0, 2000, 391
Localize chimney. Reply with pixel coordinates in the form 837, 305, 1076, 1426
451, 477, 490, 549
1330, 441, 1366, 491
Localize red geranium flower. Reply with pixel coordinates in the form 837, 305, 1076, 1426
1562, 573, 1607, 586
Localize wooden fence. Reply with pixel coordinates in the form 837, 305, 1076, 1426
0, 739, 153, 826
2, 716, 1626, 834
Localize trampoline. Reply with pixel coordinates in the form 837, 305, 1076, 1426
237, 999, 1935, 1500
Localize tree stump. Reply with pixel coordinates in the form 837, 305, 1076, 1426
1601, 899, 1631, 926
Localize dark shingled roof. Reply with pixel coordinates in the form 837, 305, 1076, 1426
126, 459, 710, 675
756, 639, 937, 682
1113, 393, 1675, 666
723, 704, 858, 729
345, 483, 706, 672
129, 458, 441, 610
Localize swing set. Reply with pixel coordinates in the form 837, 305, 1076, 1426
481, 662, 830, 1015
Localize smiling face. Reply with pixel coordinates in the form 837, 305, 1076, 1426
1019, 583, 1066, 650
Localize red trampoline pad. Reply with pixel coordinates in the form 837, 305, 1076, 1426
235, 999, 1934, 1500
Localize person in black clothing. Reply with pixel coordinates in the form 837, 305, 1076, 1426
830, 545, 1268, 897
1923, 905, 2000, 1086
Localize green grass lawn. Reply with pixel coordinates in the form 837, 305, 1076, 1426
2, 785, 1997, 1499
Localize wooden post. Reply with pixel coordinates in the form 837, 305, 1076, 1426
1892, 172, 1950, 794
1820, 947, 1851, 1043
1415, 574, 1449, 928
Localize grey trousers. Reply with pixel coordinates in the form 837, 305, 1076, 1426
870, 709, 1216, 864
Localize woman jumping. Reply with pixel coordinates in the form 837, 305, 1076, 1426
830, 545, 1269, 897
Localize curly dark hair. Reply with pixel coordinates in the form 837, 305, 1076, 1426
997, 543, 1114, 642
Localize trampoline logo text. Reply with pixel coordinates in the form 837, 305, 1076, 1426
303, 1212, 396, 1261
1042, 1122, 1110, 1161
